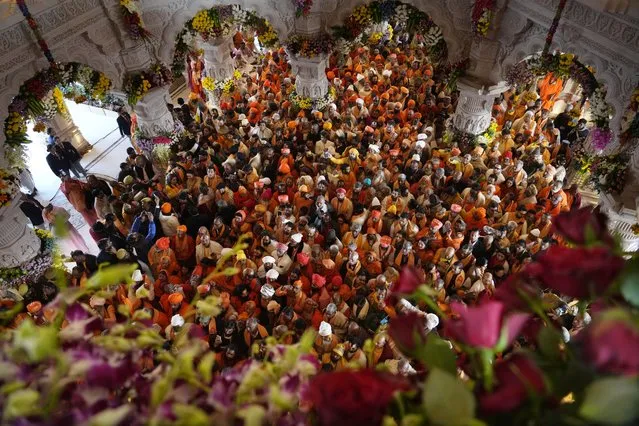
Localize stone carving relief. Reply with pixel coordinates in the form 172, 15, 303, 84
289, 54, 329, 99
135, 86, 175, 135
0, 198, 41, 269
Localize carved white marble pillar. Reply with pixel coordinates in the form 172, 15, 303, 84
0, 192, 41, 268
288, 54, 330, 99
134, 86, 175, 135
120, 42, 153, 73
453, 79, 509, 135
293, 0, 338, 35
50, 112, 92, 154
197, 36, 235, 82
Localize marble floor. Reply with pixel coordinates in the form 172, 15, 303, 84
26, 100, 133, 255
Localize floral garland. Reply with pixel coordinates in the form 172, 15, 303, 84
4, 63, 112, 148
201, 70, 243, 97
588, 152, 628, 194
472, 0, 496, 38
620, 86, 639, 144
16, 0, 55, 68
589, 87, 614, 151
119, 0, 151, 40
438, 58, 470, 92
293, 0, 313, 17
331, 1, 446, 61
0, 168, 20, 208
289, 86, 337, 111
123, 62, 173, 106
172, 6, 278, 76
543, 0, 569, 55
0, 229, 59, 287
284, 33, 334, 58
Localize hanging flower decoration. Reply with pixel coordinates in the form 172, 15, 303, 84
293, 0, 313, 17
620, 86, 639, 144
588, 153, 629, 194
119, 0, 151, 40
438, 58, 470, 92
123, 62, 173, 106
172, 6, 279, 77
284, 33, 334, 58
0, 168, 21, 208
3, 63, 112, 151
16, 0, 55, 68
472, 0, 496, 38
332, 1, 447, 62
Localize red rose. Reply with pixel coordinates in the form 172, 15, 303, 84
478, 354, 546, 414
444, 300, 529, 349
389, 312, 427, 355
306, 370, 409, 426
552, 206, 613, 247
580, 317, 639, 377
388, 267, 423, 302
494, 273, 540, 312
524, 246, 624, 298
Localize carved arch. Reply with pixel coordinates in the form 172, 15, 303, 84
139, 0, 294, 65
329, 0, 470, 61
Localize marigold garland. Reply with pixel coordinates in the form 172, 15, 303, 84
472, 0, 496, 38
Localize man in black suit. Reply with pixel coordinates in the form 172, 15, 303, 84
71, 250, 99, 276
117, 108, 132, 139
46, 145, 71, 178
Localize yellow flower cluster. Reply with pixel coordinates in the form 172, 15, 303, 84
632, 89, 639, 104
476, 10, 491, 36
33, 121, 46, 133
559, 53, 574, 74
202, 76, 216, 91
5, 112, 26, 137
222, 80, 235, 94
297, 97, 312, 109
92, 74, 111, 99
192, 10, 215, 34
119, 0, 130, 6
522, 91, 538, 104
53, 87, 68, 117
352, 5, 371, 25
258, 24, 277, 46
233, 70, 242, 80
587, 65, 596, 75
369, 32, 382, 44
632, 223, 639, 236
386, 24, 393, 40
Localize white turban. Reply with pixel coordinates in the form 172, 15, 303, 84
266, 269, 279, 280
262, 256, 275, 264
426, 313, 439, 330
171, 314, 185, 328
132, 270, 143, 282
319, 321, 332, 337
260, 284, 275, 298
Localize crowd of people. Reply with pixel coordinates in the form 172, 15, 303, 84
11, 39, 588, 373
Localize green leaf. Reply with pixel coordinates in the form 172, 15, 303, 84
195, 295, 221, 318
85, 263, 138, 290
12, 320, 58, 363
619, 259, 639, 307
537, 326, 563, 360
579, 376, 639, 425
419, 334, 456, 375
151, 375, 172, 408
88, 405, 132, 426
269, 384, 295, 411
198, 352, 215, 384
424, 369, 476, 426
400, 414, 425, 426
3, 388, 40, 421
236, 404, 266, 426
173, 403, 209, 426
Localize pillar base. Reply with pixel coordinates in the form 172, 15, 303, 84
288, 54, 330, 100
50, 112, 92, 155
0, 192, 41, 268
134, 86, 175, 135
197, 36, 235, 82
452, 79, 509, 135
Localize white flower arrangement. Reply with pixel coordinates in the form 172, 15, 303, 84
394, 5, 409, 22
424, 26, 443, 47
590, 87, 613, 128
41, 93, 58, 120
232, 4, 249, 23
